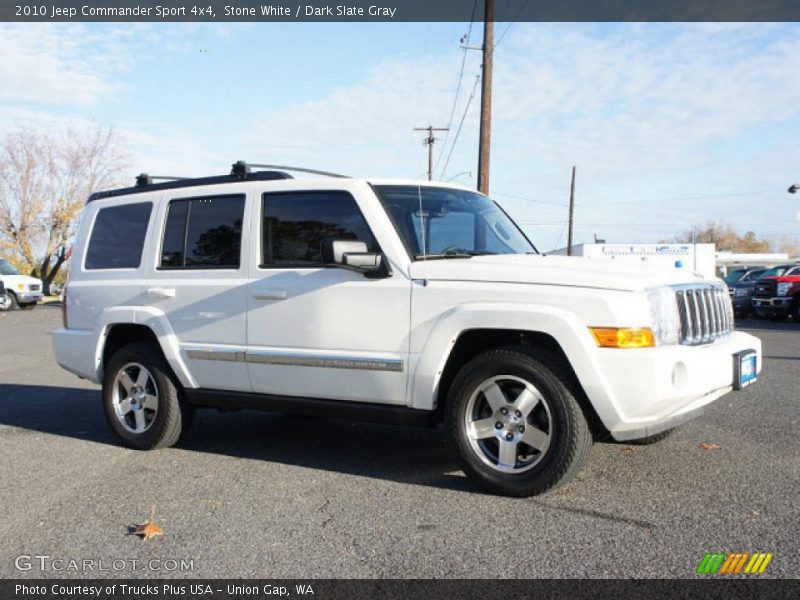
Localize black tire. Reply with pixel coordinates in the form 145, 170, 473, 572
102, 342, 194, 450
447, 348, 593, 497
18, 302, 36, 310
791, 299, 800, 323
1, 290, 18, 311
626, 428, 674, 445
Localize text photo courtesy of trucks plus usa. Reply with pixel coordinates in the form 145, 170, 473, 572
1, 1, 799, 595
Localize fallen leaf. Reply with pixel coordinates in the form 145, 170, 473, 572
699, 442, 721, 450
621, 446, 634, 453
131, 504, 164, 541
133, 521, 164, 540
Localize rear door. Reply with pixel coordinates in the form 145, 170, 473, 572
145, 185, 252, 392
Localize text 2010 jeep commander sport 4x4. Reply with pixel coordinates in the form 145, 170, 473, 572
52, 162, 762, 496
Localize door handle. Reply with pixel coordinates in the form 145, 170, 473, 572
147, 287, 176, 299
253, 289, 288, 301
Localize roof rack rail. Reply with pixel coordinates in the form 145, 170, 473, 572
135, 173, 189, 187
89, 169, 293, 203
232, 161, 349, 179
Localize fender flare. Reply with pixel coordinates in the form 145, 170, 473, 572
408, 302, 617, 426
93, 306, 197, 388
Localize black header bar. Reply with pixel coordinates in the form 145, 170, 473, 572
3, 0, 800, 22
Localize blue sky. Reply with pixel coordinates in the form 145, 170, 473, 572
1, 22, 799, 251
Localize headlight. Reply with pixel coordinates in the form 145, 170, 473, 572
777, 282, 792, 296
734, 287, 751, 297
647, 286, 681, 345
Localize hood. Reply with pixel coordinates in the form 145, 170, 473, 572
765, 275, 800, 283
407, 254, 707, 292
0, 274, 42, 288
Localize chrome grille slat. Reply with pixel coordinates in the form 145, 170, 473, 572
674, 283, 733, 346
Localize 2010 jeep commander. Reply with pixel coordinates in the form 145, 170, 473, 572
52, 162, 762, 496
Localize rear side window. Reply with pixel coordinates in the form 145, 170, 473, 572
160, 195, 245, 269
85, 202, 152, 270
261, 191, 379, 267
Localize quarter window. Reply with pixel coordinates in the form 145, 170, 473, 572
85, 202, 152, 270
261, 191, 379, 267
160, 195, 245, 269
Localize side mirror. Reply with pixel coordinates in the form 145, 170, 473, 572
321, 240, 385, 276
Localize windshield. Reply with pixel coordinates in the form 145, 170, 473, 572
373, 185, 535, 259
758, 267, 790, 279
0, 259, 19, 276
723, 269, 746, 284
740, 269, 766, 282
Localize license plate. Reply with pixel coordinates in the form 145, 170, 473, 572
734, 351, 757, 390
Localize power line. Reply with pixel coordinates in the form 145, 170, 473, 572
433, 0, 478, 174
492, 190, 568, 207
441, 73, 481, 178
494, 0, 529, 49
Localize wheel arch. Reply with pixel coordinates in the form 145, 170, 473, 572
409, 304, 611, 438
95, 306, 197, 388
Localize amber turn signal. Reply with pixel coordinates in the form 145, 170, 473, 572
589, 327, 656, 349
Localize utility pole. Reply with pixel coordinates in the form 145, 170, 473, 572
477, 0, 494, 195
567, 166, 576, 256
414, 125, 449, 180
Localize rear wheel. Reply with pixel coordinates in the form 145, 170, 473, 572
102, 342, 194, 450
448, 348, 592, 497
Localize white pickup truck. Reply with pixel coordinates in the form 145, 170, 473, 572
0, 258, 43, 311
52, 163, 762, 496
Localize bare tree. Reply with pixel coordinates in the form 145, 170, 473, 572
666, 221, 771, 253
0, 124, 129, 294
773, 235, 800, 259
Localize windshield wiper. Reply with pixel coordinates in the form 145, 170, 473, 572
415, 249, 497, 260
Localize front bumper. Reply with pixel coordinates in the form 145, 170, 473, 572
751, 297, 791, 314
591, 331, 762, 441
15, 290, 43, 303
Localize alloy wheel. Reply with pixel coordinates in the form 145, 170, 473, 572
112, 362, 159, 434
463, 375, 552, 474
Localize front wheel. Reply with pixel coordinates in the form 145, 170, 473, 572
448, 348, 593, 497
102, 342, 194, 450
0, 291, 18, 311
791, 300, 800, 323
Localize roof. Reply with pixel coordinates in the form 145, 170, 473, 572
86, 163, 479, 203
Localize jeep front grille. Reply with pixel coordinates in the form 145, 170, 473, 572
674, 284, 733, 345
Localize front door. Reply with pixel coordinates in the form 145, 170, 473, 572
245, 189, 410, 405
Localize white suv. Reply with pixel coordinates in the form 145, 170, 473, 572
52, 162, 762, 496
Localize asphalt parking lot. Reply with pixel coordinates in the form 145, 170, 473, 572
0, 305, 797, 579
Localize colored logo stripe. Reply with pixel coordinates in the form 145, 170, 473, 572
697, 552, 773, 575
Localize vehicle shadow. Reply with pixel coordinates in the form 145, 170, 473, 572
0, 383, 475, 493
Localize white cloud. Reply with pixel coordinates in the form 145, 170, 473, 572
1, 23, 799, 250
0, 24, 128, 106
